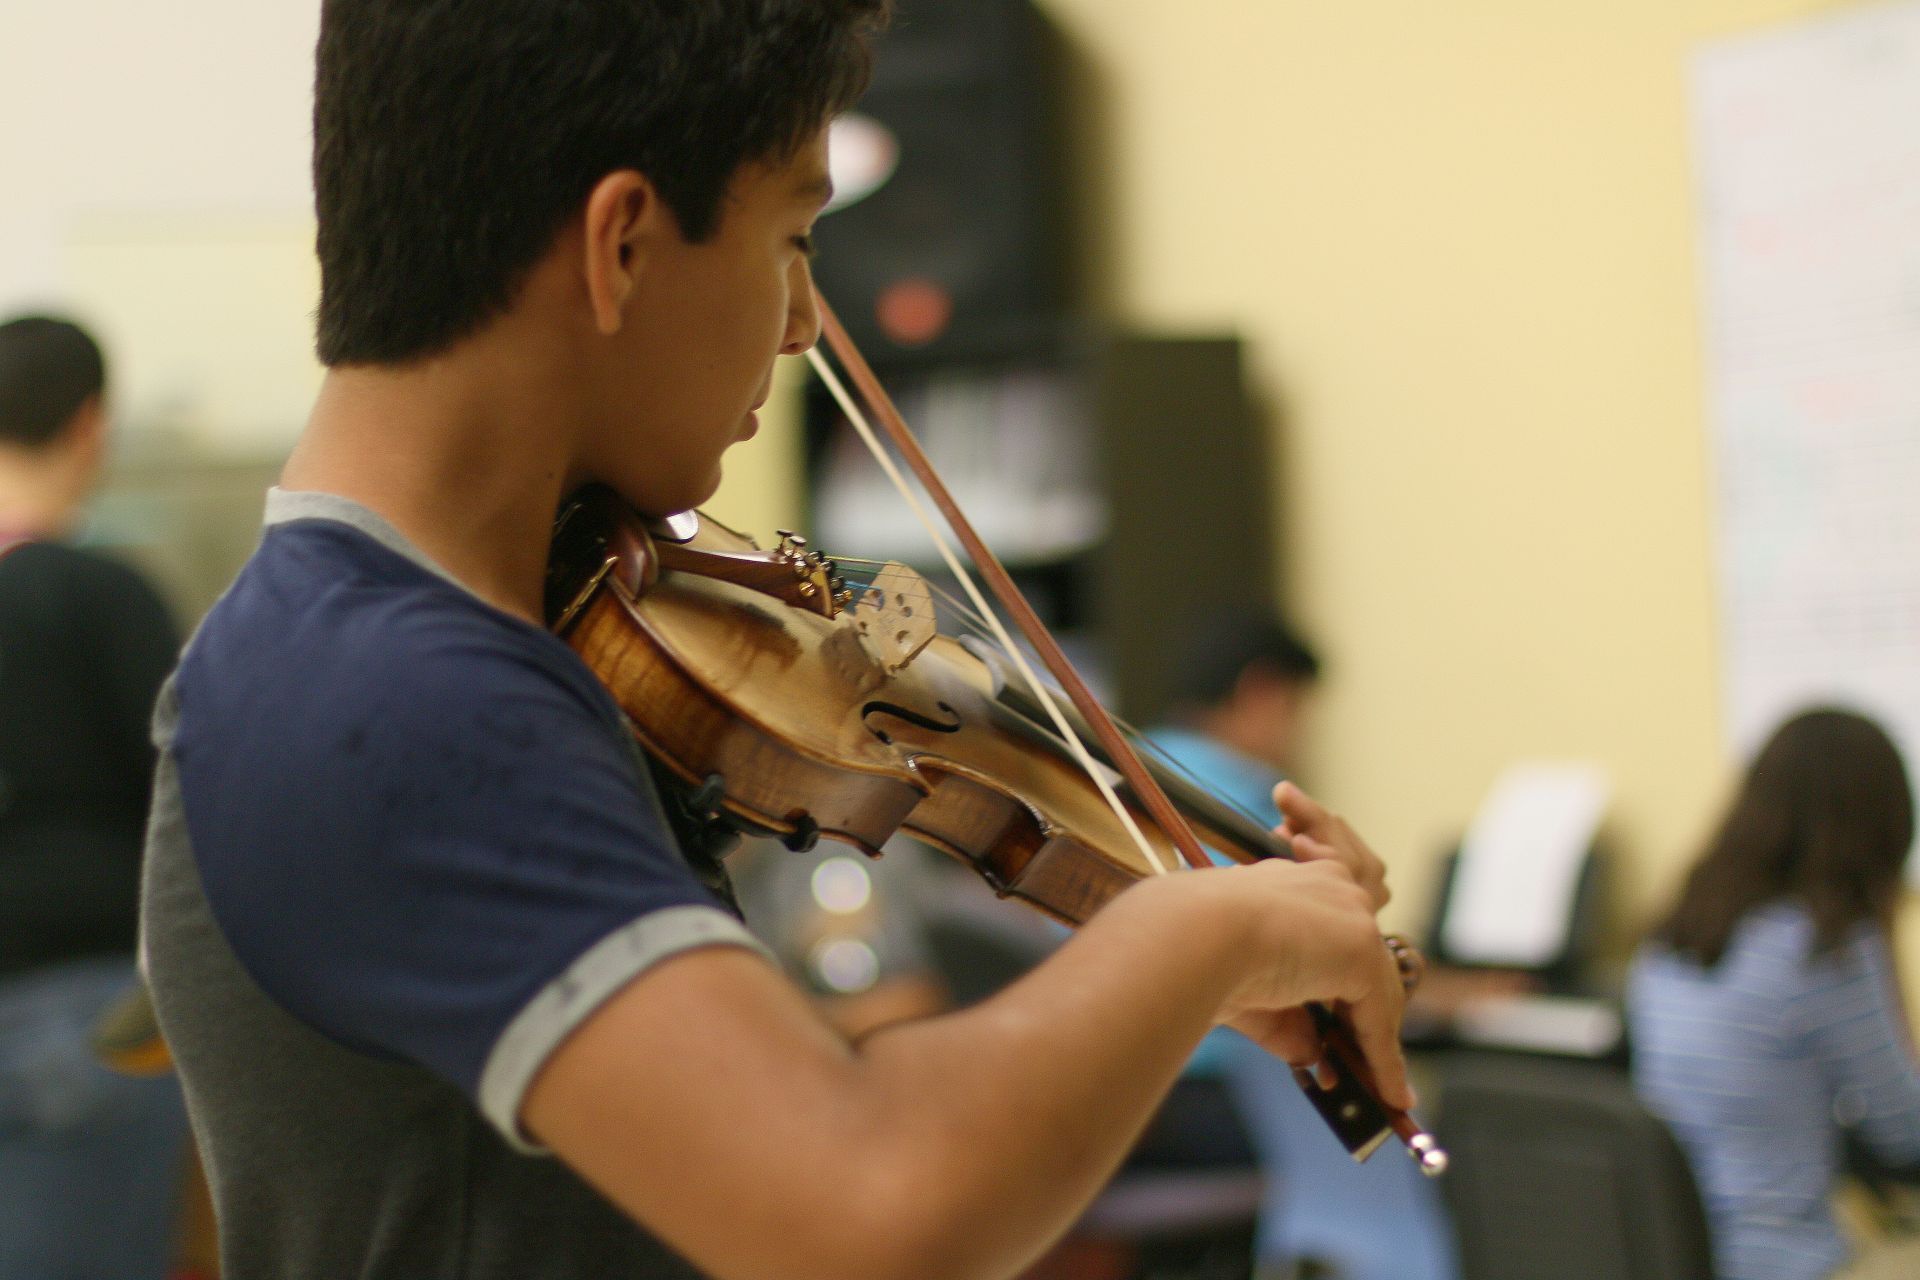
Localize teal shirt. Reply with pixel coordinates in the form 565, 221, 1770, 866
1143, 726, 1286, 1076
1144, 727, 1284, 842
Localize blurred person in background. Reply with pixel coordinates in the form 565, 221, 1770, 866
1147, 610, 1458, 1280
1630, 708, 1920, 1280
0, 314, 188, 1279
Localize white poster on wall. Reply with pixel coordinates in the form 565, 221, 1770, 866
1692, 0, 1920, 863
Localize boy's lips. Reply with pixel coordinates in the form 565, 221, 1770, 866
740, 389, 769, 440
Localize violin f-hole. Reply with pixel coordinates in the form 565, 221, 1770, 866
862, 700, 962, 746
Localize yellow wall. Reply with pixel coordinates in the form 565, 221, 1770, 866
702, 357, 811, 538
1029, 0, 1862, 942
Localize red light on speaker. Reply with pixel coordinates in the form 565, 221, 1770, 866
875, 277, 953, 348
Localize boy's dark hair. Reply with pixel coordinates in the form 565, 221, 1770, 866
1172, 609, 1323, 709
0, 316, 106, 448
1656, 707, 1914, 967
314, 0, 889, 366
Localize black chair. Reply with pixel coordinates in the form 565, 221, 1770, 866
1435, 1053, 1713, 1280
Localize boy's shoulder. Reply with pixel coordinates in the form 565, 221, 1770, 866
177, 499, 618, 748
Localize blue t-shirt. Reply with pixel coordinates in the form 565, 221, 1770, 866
169, 489, 765, 1142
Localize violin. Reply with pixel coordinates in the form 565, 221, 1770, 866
543, 293, 1447, 1176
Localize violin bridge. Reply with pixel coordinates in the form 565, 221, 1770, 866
849, 562, 938, 673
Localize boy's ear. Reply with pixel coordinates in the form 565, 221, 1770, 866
581, 170, 666, 335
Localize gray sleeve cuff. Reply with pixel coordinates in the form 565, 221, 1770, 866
478, 904, 774, 1153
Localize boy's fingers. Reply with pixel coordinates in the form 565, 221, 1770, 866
1352, 1013, 1416, 1111
1273, 780, 1329, 828
1289, 833, 1335, 861
1226, 1007, 1321, 1066
1348, 957, 1416, 1110
1287, 834, 1389, 910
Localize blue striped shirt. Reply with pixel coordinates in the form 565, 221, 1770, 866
1627, 903, 1920, 1280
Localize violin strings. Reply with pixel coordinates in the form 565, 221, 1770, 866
826, 558, 1275, 847
805, 345, 1172, 877
931, 591, 1275, 844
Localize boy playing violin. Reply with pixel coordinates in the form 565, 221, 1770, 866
140, 2, 1413, 1277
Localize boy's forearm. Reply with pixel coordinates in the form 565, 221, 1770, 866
527, 859, 1394, 1280
838, 873, 1253, 1280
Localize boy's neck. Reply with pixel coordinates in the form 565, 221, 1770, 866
283, 329, 583, 624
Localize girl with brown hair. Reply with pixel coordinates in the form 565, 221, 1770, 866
1630, 708, 1920, 1280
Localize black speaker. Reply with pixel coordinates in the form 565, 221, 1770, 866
812, 0, 1075, 368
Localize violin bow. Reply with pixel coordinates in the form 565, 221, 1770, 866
805, 289, 1446, 1175
806, 305, 1198, 878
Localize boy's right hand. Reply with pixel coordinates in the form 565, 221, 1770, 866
1180, 857, 1414, 1111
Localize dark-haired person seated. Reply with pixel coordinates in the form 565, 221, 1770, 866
0, 315, 188, 1278
139, 5, 1417, 1278
1629, 709, 1920, 1280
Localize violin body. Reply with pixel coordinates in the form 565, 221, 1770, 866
547, 487, 1186, 927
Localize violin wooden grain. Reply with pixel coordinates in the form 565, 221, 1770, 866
554, 493, 1181, 925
